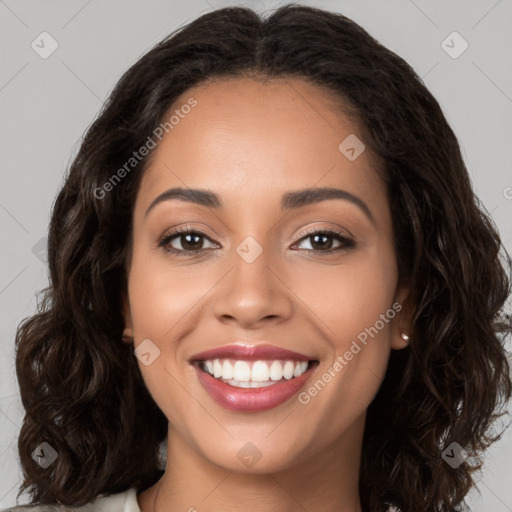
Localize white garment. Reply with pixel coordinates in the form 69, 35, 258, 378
1, 488, 140, 512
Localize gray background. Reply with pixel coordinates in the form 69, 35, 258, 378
1, 0, 511, 510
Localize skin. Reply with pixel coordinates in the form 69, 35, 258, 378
122, 76, 412, 512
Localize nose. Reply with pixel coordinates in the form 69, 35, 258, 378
212, 244, 293, 330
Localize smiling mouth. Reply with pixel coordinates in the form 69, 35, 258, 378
188, 343, 320, 411
193, 358, 319, 388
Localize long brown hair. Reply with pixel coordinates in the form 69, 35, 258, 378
14, 4, 511, 511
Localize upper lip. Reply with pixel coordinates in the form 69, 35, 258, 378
189, 343, 314, 362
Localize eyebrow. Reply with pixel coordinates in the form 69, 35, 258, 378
144, 186, 375, 225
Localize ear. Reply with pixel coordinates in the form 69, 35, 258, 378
121, 291, 134, 344
390, 283, 413, 351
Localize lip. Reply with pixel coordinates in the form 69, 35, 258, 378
189, 343, 313, 362
190, 343, 318, 412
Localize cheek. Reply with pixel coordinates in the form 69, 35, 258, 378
291, 248, 398, 348
126, 250, 211, 342
293, 252, 398, 430
127, 250, 201, 427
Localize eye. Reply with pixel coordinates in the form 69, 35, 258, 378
158, 226, 355, 257
293, 228, 355, 253
158, 227, 217, 256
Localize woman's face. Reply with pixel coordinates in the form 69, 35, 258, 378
123, 77, 410, 472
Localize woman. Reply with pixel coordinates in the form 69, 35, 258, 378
7, 4, 511, 512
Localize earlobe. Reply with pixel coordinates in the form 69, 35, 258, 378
396, 331, 410, 349
121, 292, 134, 344
122, 327, 134, 343
391, 331, 410, 351
391, 285, 413, 350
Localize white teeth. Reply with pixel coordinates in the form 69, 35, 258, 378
222, 360, 234, 379
269, 360, 283, 381
213, 359, 223, 378
282, 361, 295, 379
294, 361, 308, 377
201, 358, 310, 383
224, 379, 277, 388
251, 361, 269, 382
233, 361, 251, 382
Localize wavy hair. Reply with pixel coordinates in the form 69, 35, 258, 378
14, 4, 512, 511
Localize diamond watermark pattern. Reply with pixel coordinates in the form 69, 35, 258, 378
31, 442, 58, 469
31, 236, 48, 263
338, 134, 365, 161
442, 441, 468, 468
31, 32, 59, 59
236, 236, 263, 263
134, 338, 161, 366
441, 31, 468, 59
237, 442, 263, 468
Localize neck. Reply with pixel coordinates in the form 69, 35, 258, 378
138, 415, 365, 512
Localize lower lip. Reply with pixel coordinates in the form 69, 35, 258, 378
193, 362, 318, 412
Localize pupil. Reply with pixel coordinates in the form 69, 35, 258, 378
311, 234, 332, 250
183, 234, 202, 250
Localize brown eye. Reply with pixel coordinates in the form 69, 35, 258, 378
158, 228, 217, 256
295, 229, 355, 252
171, 232, 204, 251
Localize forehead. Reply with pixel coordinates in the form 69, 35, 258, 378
136, 76, 386, 214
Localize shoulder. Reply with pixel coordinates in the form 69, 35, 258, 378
0, 487, 140, 512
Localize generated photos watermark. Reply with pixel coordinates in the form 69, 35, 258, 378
298, 301, 403, 404
93, 97, 197, 200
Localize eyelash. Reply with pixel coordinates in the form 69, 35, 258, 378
157, 225, 355, 257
